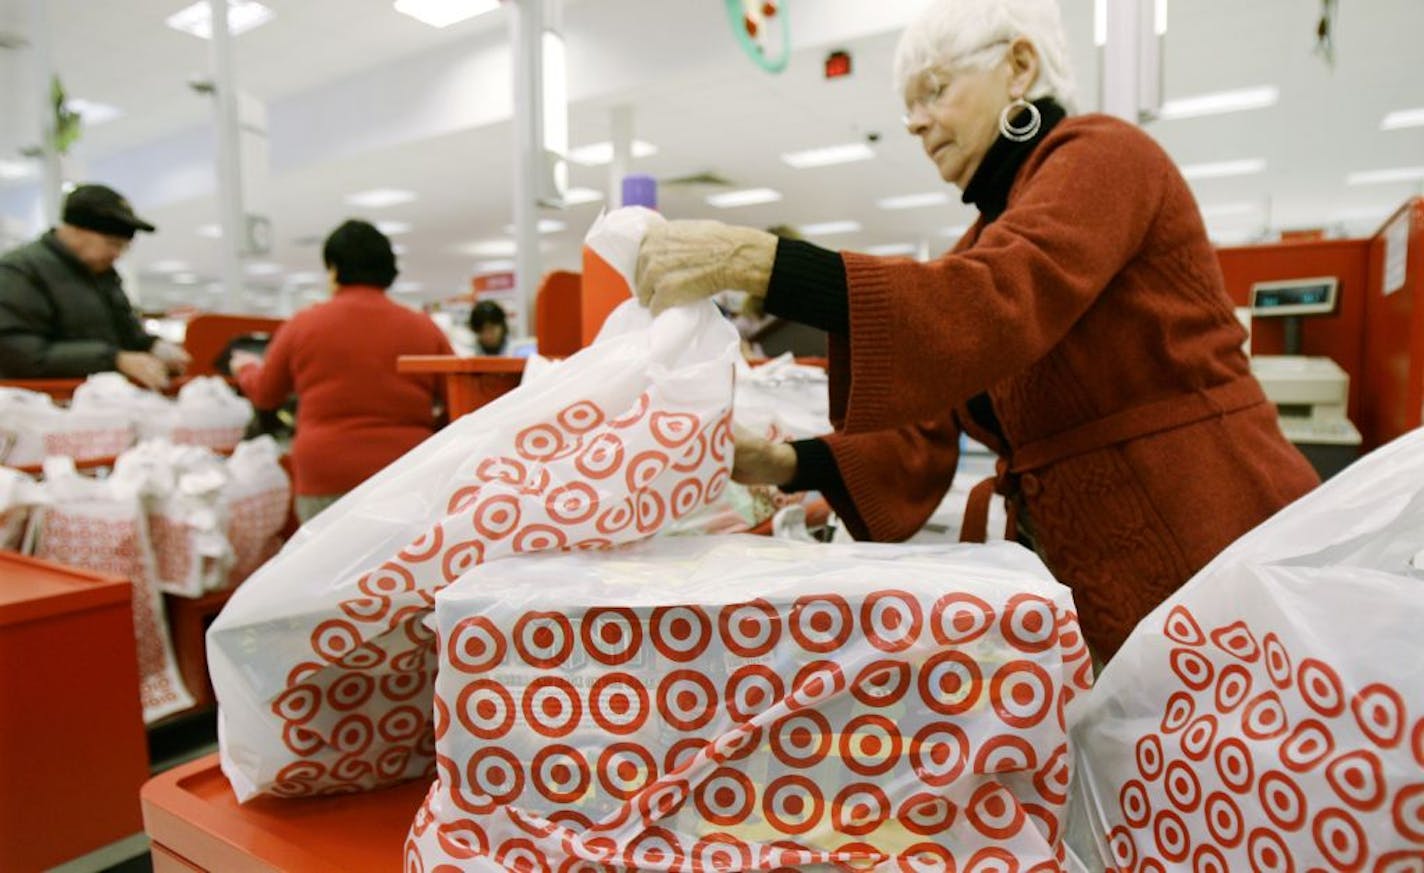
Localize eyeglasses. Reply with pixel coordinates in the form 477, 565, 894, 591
901, 39, 1012, 131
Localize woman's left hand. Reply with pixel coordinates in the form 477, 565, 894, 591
635, 220, 777, 314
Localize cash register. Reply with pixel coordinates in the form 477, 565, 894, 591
1246, 275, 1362, 478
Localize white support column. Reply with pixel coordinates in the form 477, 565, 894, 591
608, 104, 633, 207
1101, 0, 1162, 124
510, 0, 545, 338
29, 0, 61, 227
210, 0, 246, 313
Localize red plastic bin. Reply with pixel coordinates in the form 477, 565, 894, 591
142, 753, 428, 872
0, 551, 149, 871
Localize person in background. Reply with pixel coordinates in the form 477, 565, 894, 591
468, 299, 509, 356
231, 219, 452, 523
634, 0, 1318, 659
0, 183, 190, 389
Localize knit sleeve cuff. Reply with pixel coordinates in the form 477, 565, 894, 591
781, 438, 845, 496
763, 239, 850, 335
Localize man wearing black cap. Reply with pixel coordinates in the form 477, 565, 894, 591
0, 183, 189, 389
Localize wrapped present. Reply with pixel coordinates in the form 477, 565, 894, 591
0, 386, 134, 468
409, 535, 1093, 871
28, 457, 194, 722
1069, 428, 1424, 871
209, 206, 742, 802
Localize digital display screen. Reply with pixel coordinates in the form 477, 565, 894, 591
1250, 277, 1338, 317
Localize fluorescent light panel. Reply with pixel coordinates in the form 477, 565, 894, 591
943, 224, 971, 237
474, 259, 516, 272
149, 260, 190, 274
1382, 108, 1424, 131
561, 187, 603, 206
376, 220, 412, 235
1347, 166, 1424, 186
567, 140, 657, 167
462, 240, 516, 257
1158, 86, 1278, 121
393, 0, 500, 28
502, 219, 566, 234
345, 188, 416, 208
165, 1, 273, 39
864, 243, 918, 256
286, 271, 325, 285
392, 281, 424, 294
0, 159, 35, 180
877, 191, 950, 210
799, 220, 861, 236
67, 99, 123, 125
245, 262, 282, 276
172, 272, 200, 284
196, 224, 223, 238
1180, 158, 1266, 180
781, 143, 875, 169
707, 188, 782, 208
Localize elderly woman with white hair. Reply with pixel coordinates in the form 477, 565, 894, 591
635, 0, 1317, 659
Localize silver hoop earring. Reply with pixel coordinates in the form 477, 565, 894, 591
999, 98, 1040, 142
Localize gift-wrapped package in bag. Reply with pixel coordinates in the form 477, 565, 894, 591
209, 207, 743, 802
1068, 428, 1424, 871
407, 535, 1093, 872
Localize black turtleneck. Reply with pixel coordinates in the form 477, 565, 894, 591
765, 98, 1067, 498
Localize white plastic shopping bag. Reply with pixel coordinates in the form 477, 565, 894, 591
407, 536, 1094, 871
27, 457, 195, 722
0, 386, 134, 468
1068, 428, 1424, 871
222, 436, 290, 585
0, 466, 45, 550
113, 440, 234, 598
209, 207, 743, 802
171, 376, 254, 452
664, 354, 833, 535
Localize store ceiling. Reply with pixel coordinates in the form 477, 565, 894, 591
0, 0, 1421, 313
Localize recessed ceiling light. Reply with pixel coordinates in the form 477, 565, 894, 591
376, 220, 412, 235
392, 280, 425, 294
1346, 166, 1424, 186
149, 260, 190, 274
799, 220, 862, 236
345, 188, 416, 209
0, 159, 34, 181
562, 187, 603, 205
567, 140, 658, 167
1158, 86, 1278, 121
196, 224, 223, 238
864, 243, 918, 256
1179, 159, 1266, 180
1381, 107, 1424, 131
67, 99, 123, 125
502, 219, 566, 235
474, 259, 516, 272
706, 188, 782, 208
781, 143, 875, 169
461, 239, 517, 257
393, 0, 500, 28
877, 192, 951, 210
245, 262, 283, 276
165, 0, 273, 39
286, 271, 324, 285
172, 272, 200, 285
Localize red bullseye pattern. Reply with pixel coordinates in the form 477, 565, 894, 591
1100, 606, 1420, 872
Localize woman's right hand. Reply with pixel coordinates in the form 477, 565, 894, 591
731, 425, 798, 486
635, 220, 777, 314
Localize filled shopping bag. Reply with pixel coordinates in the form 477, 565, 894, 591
406, 535, 1094, 871
171, 376, 254, 452
1067, 428, 1424, 871
664, 354, 832, 536
27, 457, 194, 722
209, 206, 742, 802
0, 466, 45, 550
222, 436, 291, 585
114, 439, 234, 598
0, 385, 134, 468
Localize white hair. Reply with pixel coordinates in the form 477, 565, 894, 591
893, 0, 1078, 113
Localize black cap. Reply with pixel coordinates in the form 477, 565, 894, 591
62, 184, 156, 239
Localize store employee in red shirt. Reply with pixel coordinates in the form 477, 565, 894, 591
232, 220, 452, 522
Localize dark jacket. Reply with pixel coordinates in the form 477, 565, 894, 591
0, 230, 156, 378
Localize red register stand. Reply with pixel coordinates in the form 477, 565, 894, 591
142, 754, 427, 873
0, 552, 149, 871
